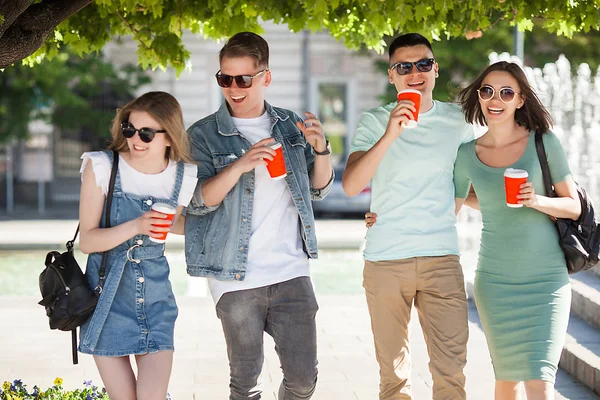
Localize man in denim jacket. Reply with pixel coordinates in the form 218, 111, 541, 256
185, 32, 333, 400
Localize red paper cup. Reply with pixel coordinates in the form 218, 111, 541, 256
504, 168, 528, 208
149, 203, 176, 243
265, 142, 287, 180
397, 89, 422, 128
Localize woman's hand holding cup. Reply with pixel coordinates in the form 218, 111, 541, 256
504, 168, 529, 208
136, 210, 171, 240
517, 181, 538, 208
149, 203, 177, 243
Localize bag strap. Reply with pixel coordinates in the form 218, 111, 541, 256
95, 150, 119, 293
66, 151, 119, 365
534, 132, 556, 198
72, 329, 78, 364
67, 151, 120, 252
66, 225, 79, 252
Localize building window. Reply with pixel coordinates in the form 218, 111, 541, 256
311, 79, 355, 167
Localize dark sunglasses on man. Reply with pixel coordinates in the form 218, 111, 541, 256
215, 68, 269, 88
390, 58, 435, 75
121, 121, 166, 143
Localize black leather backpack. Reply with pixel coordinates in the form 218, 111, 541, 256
38, 150, 118, 363
535, 133, 600, 273
38, 234, 100, 351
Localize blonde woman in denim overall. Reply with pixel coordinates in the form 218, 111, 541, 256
77, 92, 197, 399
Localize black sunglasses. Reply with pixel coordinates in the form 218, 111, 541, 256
390, 58, 436, 75
121, 121, 166, 143
215, 68, 269, 88
477, 85, 519, 103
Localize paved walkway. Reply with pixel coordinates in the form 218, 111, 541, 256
1, 296, 595, 399
0, 219, 366, 250
0, 219, 597, 399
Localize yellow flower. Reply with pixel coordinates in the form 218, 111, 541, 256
53, 377, 63, 386
2, 381, 10, 391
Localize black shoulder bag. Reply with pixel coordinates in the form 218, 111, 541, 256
534, 132, 600, 273
38, 150, 119, 364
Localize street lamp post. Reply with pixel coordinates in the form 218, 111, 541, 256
514, 27, 525, 61
6, 143, 13, 213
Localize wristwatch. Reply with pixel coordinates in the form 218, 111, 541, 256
314, 140, 331, 156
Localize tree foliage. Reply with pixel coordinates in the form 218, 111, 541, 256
377, 20, 600, 104
1, 0, 599, 74
0, 49, 150, 143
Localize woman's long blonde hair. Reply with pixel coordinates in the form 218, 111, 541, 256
108, 91, 192, 163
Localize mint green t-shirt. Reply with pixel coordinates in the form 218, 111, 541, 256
350, 100, 474, 261
453, 131, 571, 275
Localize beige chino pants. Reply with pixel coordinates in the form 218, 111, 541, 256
363, 255, 469, 400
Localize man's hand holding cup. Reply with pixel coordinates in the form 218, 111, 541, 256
235, 137, 277, 175
385, 89, 421, 139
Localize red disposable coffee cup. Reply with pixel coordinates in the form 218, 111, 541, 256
504, 168, 528, 208
397, 89, 422, 128
150, 203, 177, 243
265, 142, 287, 180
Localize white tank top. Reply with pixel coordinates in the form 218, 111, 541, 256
80, 151, 197, 207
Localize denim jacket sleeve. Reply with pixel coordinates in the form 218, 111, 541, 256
294, 113, 335, 201
187, 128, 220, 216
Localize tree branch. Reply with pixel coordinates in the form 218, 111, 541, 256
0, 0, 31, 38
0, 0, 93, 68
115, 10, 151, 49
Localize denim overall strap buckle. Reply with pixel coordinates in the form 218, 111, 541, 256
126, 244, 142, 263
94, 278, 104, 295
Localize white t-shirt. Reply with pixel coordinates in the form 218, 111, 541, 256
80, 151, 198, 207
207, 112, 310, 304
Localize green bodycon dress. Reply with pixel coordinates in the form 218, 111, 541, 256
454, 131, 572, 383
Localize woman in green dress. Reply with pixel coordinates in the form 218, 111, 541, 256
453, 61, 581, 400
366, 61, 581, 399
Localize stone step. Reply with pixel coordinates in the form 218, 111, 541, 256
571, 270, 600, 331
560, 313, 600, 395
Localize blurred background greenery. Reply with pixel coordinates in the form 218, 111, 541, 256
376, 20, 600, 104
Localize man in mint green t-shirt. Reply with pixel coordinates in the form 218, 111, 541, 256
342, 33, 475, 400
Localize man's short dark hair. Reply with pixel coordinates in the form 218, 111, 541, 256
219, 31, 269, 68
388, 33, 434, 60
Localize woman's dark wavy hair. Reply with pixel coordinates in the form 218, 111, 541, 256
457, 61, 553, 134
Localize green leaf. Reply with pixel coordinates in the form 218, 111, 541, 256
3, 0, 600, 72
414, 4, 431, 22
1, 47, 149, 143
517, 19, 535, 32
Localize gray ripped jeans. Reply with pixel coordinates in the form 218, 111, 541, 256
216, 277, 319, 400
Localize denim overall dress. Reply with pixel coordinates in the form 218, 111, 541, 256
79, 151, 182, 356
